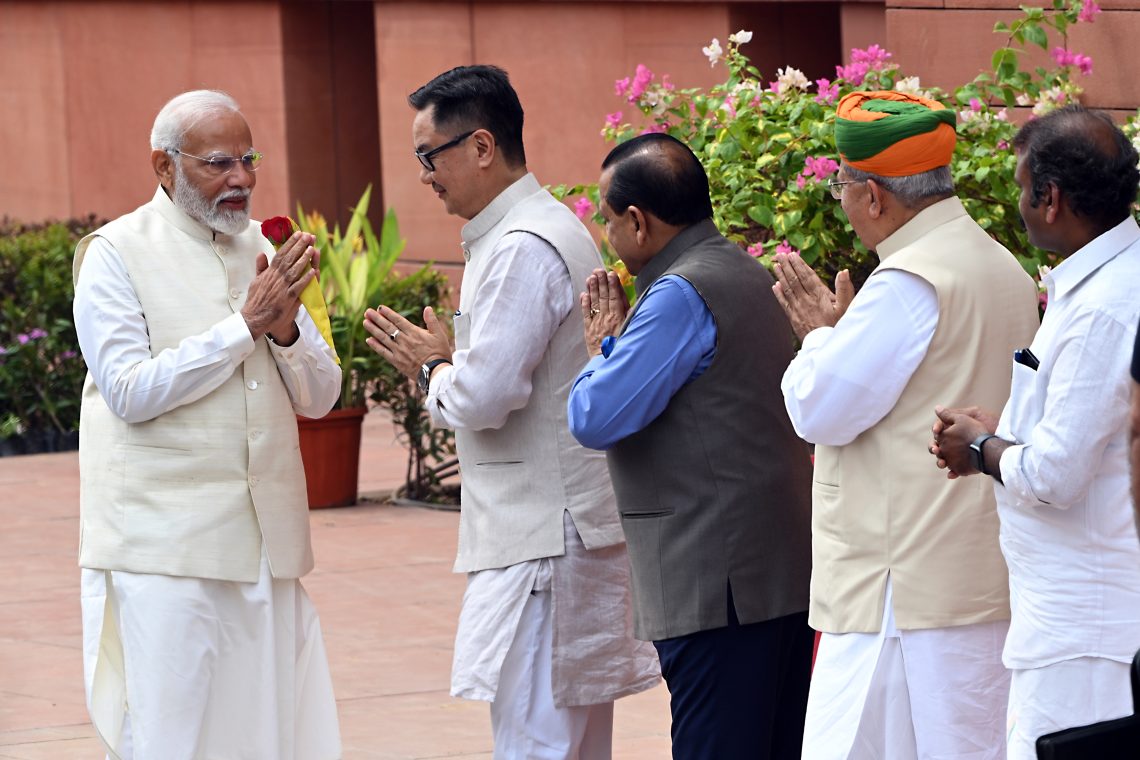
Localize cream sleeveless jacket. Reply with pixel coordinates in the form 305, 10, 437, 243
452, 174, 625, 572
810, 197, 1040, 633
74, 187, 313, 582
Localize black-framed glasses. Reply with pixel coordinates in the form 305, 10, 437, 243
170, 149, 262, 176
414, 131, 475, 172
827, 178, 866, 200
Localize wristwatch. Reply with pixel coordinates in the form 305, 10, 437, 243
968, 433, 1000, 475
418, 358, 451, 394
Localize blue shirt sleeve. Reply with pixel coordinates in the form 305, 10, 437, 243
567, 274, 717, 450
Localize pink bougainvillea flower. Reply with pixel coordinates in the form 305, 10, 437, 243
629, 64, 654, 101
1078, 0, 1101, 23
815, 78, 839, 105
605, 111, 623, 128
573, 197, 595, 220
1075, 53, 1094, 75
851, 44, 892, 67
639, 123, 668, 136
969, 98, 983, 112
746, 242, 764, 258
795, 174, 807, 190
768, 81, 781, 95
836, 60, 871, 86
662, 74, 675, 91
1050, 47, 1070, 66
775, 240, 800, 256
614, 77, 631, 97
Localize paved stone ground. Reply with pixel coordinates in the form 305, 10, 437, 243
0, 412, 670, 758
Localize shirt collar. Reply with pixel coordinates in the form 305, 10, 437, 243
875, 196, 968, 262
460, 173, 542, 259
1045, 215, 1140, 303
147, 185, 221, 242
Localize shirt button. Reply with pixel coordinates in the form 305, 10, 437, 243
229, 288, 241, 299
247, 380, 259, 390
249, 430, 260, 441
249, 476, 259, 486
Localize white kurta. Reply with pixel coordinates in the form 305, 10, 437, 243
74, 238, 341, 759
427, 227, 658, 714
993, 216, 1140, 756
784, 268, 1009, 758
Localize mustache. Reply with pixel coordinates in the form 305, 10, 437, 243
215, 188, 250, 206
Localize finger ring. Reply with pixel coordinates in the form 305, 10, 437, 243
389, 329, 400, 341
589, 308, 600, 318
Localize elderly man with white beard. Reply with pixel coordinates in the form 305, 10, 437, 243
72, 90, 342, 759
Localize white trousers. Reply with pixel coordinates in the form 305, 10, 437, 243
490, 574, 614, 760
81, 553, 341, 760
1006, 657, 1134, 760
803, 578, 1010, 760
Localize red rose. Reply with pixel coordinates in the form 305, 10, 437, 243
261, 216, 297, 247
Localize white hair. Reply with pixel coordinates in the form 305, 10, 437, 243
149, 90, 241, 152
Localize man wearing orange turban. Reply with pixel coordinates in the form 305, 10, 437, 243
771, 90, 1040, 759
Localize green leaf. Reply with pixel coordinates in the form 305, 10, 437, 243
747, 204, 774, 228
1023, 23, 1048, 49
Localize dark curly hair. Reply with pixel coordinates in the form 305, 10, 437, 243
1012, 105, 1139, 234
408, 65, 526, 168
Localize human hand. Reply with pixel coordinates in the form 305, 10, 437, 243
581, 268, 629, 357
363, 305, 452, 380
930, 405, 999, 478
242, 231, 318, 343
771, 252, 854, 340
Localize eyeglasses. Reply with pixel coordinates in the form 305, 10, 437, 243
827, 178, 865, 200
414, 131, 475, 172
170, 149, 263, 176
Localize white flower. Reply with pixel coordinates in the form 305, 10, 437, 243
729, 29, 753, 45
702, 38, 723, 67
1016, 93, 1032, 107
894, 76, 921, 94
1132, 134, 1140, 154
776, 66, 810, 92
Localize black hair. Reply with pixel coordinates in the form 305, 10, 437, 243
408, 65, 526, 168
600, 133, 714, 226
1012, 105, 1139, 233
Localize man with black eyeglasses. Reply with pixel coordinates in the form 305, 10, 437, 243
73, 90, 342, 759
361, 65, 658, 757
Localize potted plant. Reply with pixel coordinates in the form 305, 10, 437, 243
292, 187, 455, 508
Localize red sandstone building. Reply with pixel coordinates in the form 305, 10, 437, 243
2, 0, 1136, 278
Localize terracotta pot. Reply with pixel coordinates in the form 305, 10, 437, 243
297, 406, 367, 509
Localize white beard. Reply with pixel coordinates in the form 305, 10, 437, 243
173, 161, 251, 235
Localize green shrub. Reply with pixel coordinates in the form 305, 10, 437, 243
0, 217, 101, 447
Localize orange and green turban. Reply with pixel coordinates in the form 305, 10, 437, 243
834, 91, 956, 177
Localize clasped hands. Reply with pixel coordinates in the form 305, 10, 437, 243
928, 406, 1000, 479
581, 268, 628, 357
243, 231, 319, 344
362, 305, 452, 381
771, 252, 854, 341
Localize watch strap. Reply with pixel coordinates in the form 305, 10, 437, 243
970, 433, 1000, 476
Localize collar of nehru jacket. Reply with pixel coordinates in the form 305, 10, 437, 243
835, 91, 957, 177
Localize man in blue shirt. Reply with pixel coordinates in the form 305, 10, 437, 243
567, 133, 814, 759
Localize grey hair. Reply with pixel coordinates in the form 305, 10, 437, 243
843, 164, 955, 207
149, 90, 240, 152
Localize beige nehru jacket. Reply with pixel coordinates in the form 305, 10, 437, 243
452, 175, 625, 573
811, 197, 1040, 633
74, 187, 314, 582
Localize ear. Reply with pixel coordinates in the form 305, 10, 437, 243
628, 205, 650, 247
472, 129, 496, 169
152, 149, 175, 190
1043, 182, 1061, 224
865, 179, 884, 220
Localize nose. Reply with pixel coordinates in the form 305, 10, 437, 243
418, 164, 433, 185
228, 161, 255, 188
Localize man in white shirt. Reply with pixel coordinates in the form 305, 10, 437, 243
361, 65, 658, 758
73, 90, 342, 759
933, 105, 1140, 759
774, 90, 1039, 759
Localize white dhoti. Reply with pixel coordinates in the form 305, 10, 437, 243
80, 551, 341, 760
1006, 657, 1134, 760
451, 511, 660, 759
803, 577, 1010, 760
